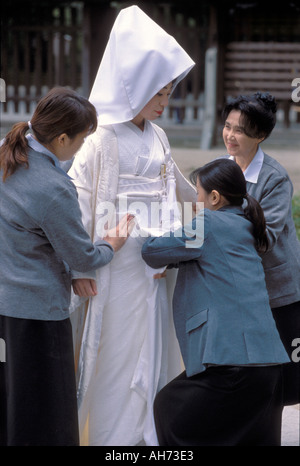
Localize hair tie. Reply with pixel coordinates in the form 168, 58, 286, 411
27, 121, 32, 130
244, 193, 249, 200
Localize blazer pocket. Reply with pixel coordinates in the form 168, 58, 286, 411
185, 309, 208, 376
186, 308, 208, 333
264, 262, 295, 299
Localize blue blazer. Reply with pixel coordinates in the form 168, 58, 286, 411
0, 147, 114, 321
142, 206, 289, 377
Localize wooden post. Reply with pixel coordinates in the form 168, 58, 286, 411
200, 47, 218, 150
82, 3, 116, 97
81, 6, 91, 97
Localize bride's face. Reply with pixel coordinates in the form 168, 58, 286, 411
132, 82, 173, 128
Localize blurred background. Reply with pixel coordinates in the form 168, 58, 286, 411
1, 0, 300, 235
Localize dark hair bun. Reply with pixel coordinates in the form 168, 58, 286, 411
254, 92, 277, 114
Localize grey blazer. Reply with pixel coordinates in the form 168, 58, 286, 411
142, 206, 289, 377
247, 153, 300, 308
0, 148, 114, 321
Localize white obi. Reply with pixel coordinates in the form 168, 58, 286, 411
114, 120, 180, 237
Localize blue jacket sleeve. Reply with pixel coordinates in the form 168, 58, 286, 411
142, 213, 205, 269
40, 184, 114, 272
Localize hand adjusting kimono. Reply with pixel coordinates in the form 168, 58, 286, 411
68, 6, 196, 446
142, 207, 290, 446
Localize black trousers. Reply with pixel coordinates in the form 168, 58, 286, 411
0, 316, 79, 446
272, 301, 300, 405
154, 365, 283, 446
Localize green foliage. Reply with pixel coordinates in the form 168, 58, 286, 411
292, 194, 300, 240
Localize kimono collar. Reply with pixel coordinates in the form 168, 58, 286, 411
89, 5, 195, 125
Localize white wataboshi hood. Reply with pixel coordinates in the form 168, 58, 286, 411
89, 5, 195, 125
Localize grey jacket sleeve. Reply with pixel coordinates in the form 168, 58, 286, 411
40, 184, 114, 272
256, 174, 293, 251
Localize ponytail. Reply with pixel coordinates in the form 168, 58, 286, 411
0, 87, 98, 182
243, 193, 268, 252
190, 158, 269, 253
0, 121, 30, 181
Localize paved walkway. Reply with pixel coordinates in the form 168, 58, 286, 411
166, 121, 300, 193
171, 145, 300, 194
282, 404, 300, 446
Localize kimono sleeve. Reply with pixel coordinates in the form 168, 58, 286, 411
68, 134, 101, 279
173, 158, 197, 204
68, 135, 98, 238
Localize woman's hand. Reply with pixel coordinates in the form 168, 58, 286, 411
72, 215, 135, 298
104, 214, 135, 251
153, 270, 167, 279
72, 278, 98, 297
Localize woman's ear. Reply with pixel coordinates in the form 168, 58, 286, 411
210, 189, 221, 206
57, 133, 68, 146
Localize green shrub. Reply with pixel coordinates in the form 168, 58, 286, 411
292, 194, 300, 240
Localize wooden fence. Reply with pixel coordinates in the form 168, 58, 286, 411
223, 41, 300, 126
1, 2, 207, 125
1, 4, 83, 118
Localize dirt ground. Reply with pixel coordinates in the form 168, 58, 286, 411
161, 121, 299, 194
171, 146, 300, 194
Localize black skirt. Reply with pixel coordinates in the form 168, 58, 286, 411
272, 301, 300, 405
0, 315, 79, 446
154, 365, 283, 446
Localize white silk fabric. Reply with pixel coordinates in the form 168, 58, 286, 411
69, 123, 196, 446
87, 121, 181, 446
89, 5, 195, 125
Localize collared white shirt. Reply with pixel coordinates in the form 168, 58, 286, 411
229, 146, 264, 184
27, 133, 59, 165
26, 133, 71, 178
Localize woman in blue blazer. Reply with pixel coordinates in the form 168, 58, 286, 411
0, 88, 133, 446
142, 158, 289, 446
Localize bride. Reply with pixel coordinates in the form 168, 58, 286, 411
69, 5, 196, 446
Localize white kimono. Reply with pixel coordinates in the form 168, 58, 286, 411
68, 5, 196, 446
70, 121, 196, 445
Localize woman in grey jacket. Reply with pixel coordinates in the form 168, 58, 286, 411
0, 88, 133, 446
142, 159, 289, 446
223, 92, 300, 405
